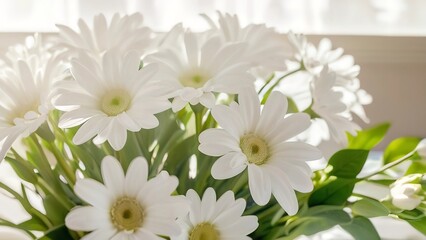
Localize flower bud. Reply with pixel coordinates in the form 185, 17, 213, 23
390, 183, 423, 210
416, 138, 426, 159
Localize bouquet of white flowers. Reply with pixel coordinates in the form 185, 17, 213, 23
0, 12, 425, 240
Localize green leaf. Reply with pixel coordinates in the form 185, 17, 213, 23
279, 207, 351, 239
328, 149, 370, 178
351, 198, 389, 218
408, 217, 426, 235
383, 137, 421, 164
43, 195, 67, 225
348, 122, 390, 150
309, 178, 356, 206
406, 160, 426, 175
18, 218, 47, 231
341, 216, 381, 240
40, 224, 74, 240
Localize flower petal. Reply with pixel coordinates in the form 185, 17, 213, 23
101, 156, 125, 196
247, 164, 271, 206
65, 206, 111, 231
211, 152, 247, 180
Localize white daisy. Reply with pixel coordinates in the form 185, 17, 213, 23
0, 36, 65, 161
53, 51, 170, 150
287, 32, 371, 123
146, 28, 254, 112
310, 68, 361, 144
65, 156, 189, 239
198, 90, 322, 215
56, 13, 153, 58
202, 12, 291, 75
172, 188, 258, 240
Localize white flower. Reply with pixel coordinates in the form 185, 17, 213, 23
390, 184, 423, 211
172, 188, 258, 240
287, 32, 371, 123
310, 68, 361, 144
198, 90, 322, 215
416, 139, 426, 159
202, 12, 291, 75
0, 36, 65, 161
54, 51, 170, 150
56, 13, 153, 58
146, 27, 254, 112
65, 156, 189, 239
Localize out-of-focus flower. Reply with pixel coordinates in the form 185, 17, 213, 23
146, 27, 254, 112
172, 188, 258, 240
390, 174, 424, 211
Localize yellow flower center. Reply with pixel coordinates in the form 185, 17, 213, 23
240, 133, 270, 165
179, 68, 211, 88
110, 197, 144, 231
100, 89, 131, 116
189, 223, 219, 240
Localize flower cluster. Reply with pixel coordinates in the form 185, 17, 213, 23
0, 12, 425, 240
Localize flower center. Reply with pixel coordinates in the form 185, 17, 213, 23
189, 223, 219, 240
100, 89, 131, 116
110, 197, 144, 231
6, 102, 41, 125
240, 133, 270, 165
179, 68, 210, 88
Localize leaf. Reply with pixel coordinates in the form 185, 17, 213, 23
18, 218, 47, 231
328, 149, 370, 179
348, 122, 390, 150
351, 198, 389, 218
405, 160, 426, 175
408, 217, 426, 235
341, 216, 381, 240
43, 195, 67, 225
309, 177, 356, 206
280, 207, 351, 239
383, 137, 421, 164
40, 224, 74, 240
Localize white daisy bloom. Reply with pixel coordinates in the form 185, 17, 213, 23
54, 51, 170, 150
66, 156, 189, 239
0, 36, 65, 161
311, 68, 361, 144
172, 188, 258, 240
56, 13, 153, 57
287, 32, 371, 123
202, 12, 291, 75
198, 90, 322, 215
146, 28, 254, 112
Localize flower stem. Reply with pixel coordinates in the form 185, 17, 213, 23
360, 149, 416, 180
47, 141, 76, 186
258, 67, 303, 96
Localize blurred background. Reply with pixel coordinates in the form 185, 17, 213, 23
1, 0, 425, 149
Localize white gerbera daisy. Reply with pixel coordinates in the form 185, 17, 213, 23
311, 68, 361, 144
66, 156, 189, 239
198, 90, 322, 215
0, 36, 65, 161
287, 32, 371, 123
146, 28, 254, 112
54, 51, 170, 150
172, 188, 258, 240
202, 12, 291, 75
56, 13, 153, 57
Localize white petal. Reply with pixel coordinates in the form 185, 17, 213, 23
200, 188, 216, 221
133, 229, 164, 240
186, 189, 202, 224
101, 156, 125, 197
74, 179, 113, 209
238, 89, 260, 131
125, 157, 148, 196
82, 228, 117, 240
256, 91, 288, 136
59, 108, 104, 128
269, 113, 311, 144
221, 215, 258, 237
198, 129, 239, 156
211, 104, 244, 139
72, 115, 108, 145
65, 206, 111, 231
269, 168, 299, 216
199, 92, 216, 109
273, 142, 323, 161
211, 152, 247, 180
247, 165, 272, 206
172, 97, 187, 112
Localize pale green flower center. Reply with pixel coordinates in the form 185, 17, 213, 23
240, 133, 270, 165
189, 222, 219, 240
110, 197, 144, 231
179, 69, 211, 88
7, 102, 40, 125
101, 89, 131, 116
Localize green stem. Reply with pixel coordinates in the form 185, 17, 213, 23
195, 111, 203, 136
360, 149, 416, 180
257, 73, 275, 94
38, 178, 74, 210
259, 67, 303, 95
48, 142, 76, 186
